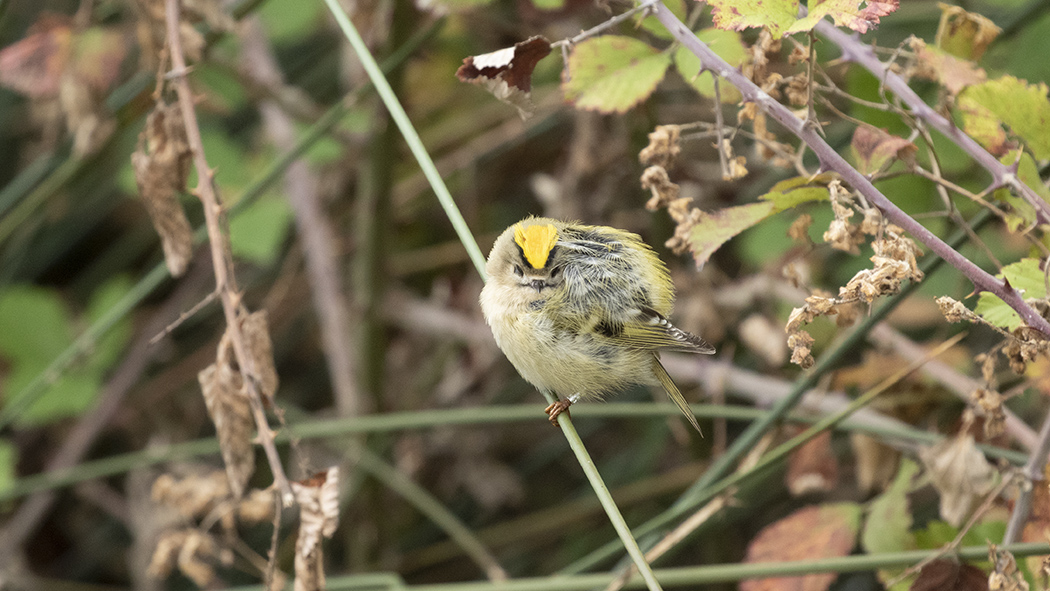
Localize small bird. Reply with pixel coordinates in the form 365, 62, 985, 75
479, 217, 714, 433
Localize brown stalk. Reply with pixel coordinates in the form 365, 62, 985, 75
163, 0, 294, 505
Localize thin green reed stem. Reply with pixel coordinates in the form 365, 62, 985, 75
320, 2, 663, 588
320, 0, 486, 279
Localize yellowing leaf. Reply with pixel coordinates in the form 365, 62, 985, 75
686, 201, 776, 267
975, 257, 1046, 330
674, 29, 746, 102
919, 433, 997, 527
935, 3, 1001, 61
957, 92, 1010, 156
960, 75, 1050, 160
909, 38, 987, 96
563, 37, 671, 113
707, 0, 799, 38
991, 150, 1045, 230
787, 0, 899, 35
850, 127, 917, 175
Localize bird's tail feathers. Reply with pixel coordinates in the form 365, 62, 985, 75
651, 355, 702, 436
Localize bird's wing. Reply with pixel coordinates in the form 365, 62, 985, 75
611, 308, 715, 354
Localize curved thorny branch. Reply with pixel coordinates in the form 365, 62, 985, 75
651, 2, 1050, 338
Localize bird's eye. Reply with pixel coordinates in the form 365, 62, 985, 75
513, 264, 524, 277
549, 267, 561, 279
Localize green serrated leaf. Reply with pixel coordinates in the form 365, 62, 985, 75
960, 76, 1050, 160
974, 258, 1045, 330
787, 0, 898, 35
957, 92, 1010, 156
686, 201, 776, 267
229, 195, 293, 266
863, 459, 919, 554
759, 175, 833, 212
563, 36, 671, 114
707, 0, 798, 38
674, 29, 746, 102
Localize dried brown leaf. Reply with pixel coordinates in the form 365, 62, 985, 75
851, 432, 901, 493
60, 69, 115, 155
740, 314, 788, 367
910, 559, 988, 591
292, 467, 340, 591
909, 38, 987, 96
199, 338, 255, 498
851, 126, 917, 175
0, 14, 71, 98
741, 503, 861, 591
148, 529, 227, 587
786, 430, 839, 496
132, 101, 194, 277
639, 125, 681, 169
239, 309, 279, 406
971, 388, 1006, 439
456, 36, 551, 119
151, 470, 231, 519
919, 432, 997, 527
988, 545, 1029, 591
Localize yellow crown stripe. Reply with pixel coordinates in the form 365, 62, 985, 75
513, 223, 559, 269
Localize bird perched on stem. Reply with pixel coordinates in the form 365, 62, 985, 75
480, 217, 714, 434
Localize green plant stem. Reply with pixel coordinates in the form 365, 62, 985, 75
353, 447, 507, 581
320, 1, 661, 588
561, 208, 995, 575
320, 0, 486, 279
552, 401, 664, 591
1, 401, 1024, 504
224, 542, 1050, 591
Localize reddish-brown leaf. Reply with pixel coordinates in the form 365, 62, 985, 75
0, 14, 72, 98
910, 559, 987, 591
851, 126, 917, 175
741, 503, 861, 591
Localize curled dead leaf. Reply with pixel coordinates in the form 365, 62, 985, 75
239, 309, 279, 406
199, 335, 255, 498
919, 431, 997, 527
456, 36, 551, 119
148, 529, 231, 587
851, 126, 917, 175
639, 125, 681, 169
132, 101, 194, 277
292, 467, 340, 591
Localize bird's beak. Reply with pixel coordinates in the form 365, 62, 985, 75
530, 279, 546, 292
